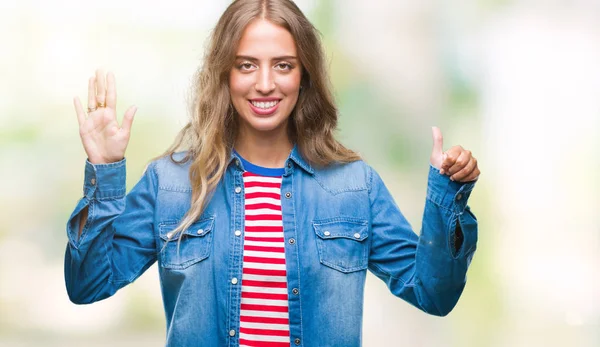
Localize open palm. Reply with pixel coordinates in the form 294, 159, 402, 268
73, 70, 137, 164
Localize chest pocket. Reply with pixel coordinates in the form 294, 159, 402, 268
159, 217, 214, 270
313, 218, 369, 273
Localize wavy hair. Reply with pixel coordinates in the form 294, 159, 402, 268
156, 0, 360, 238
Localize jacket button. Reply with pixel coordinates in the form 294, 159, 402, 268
354, 233, 361, 239
294, 338, 301, 345
292, 288, 299, 295
323, 231, 331, 236
235, 187, 242, 193
285, 192, 292, 198
456, 193, 463, 201
288, 238, 296, 245
90, 178, 96, 185
234, 230, 242, 237
197, 229, 204, 235
287, 162, 292, 168
229, 330, 236, 337
231, 277, 238, 285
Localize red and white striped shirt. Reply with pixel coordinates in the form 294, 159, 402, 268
239, 171, 290, 347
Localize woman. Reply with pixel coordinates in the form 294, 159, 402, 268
65, 0, 480, 346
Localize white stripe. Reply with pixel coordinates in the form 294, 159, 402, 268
242, 262, 287, 271
240, 309, 289, 319
239, 321, 289, 331
244, 231, 283, 238
242, 274, 287, 282
241, 286, 288, 294
244, 208, 281, 216
243, 240, 284, 248
245, 197, 281, 206
244, 186, 281, 195
244, 220, 283, 227
239, 332, 290, 343
243, 250, 285, 259
243, 176, 282, 184
241, 297, 289, 307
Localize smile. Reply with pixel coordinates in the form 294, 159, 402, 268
251, 100, 279, 109
248, 99, 281, 115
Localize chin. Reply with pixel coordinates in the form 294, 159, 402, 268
246, 118, 288, 133
239, 109, 290, 134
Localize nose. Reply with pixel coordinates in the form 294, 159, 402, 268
255, 68, 275, 94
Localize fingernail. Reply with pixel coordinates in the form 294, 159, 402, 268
439, 169, 445, 175
450, 176, 455, 181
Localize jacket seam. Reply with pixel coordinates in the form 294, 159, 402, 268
368, 263, 409, 285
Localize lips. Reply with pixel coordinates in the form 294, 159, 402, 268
248, 99, 281, 116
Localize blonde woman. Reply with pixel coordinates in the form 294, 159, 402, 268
65, 0, 480, 346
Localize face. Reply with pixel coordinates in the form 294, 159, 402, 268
229, 19, 302, 139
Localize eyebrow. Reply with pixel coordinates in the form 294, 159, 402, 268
235, 55, 298, 62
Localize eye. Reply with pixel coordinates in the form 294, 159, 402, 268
238, 62, 256, 71
275, 62, 293, 71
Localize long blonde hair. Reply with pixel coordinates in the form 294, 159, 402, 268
156, 0, 360, 238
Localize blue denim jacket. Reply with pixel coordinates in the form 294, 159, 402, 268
64, 146, 477, 347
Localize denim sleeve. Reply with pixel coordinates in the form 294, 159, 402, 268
64, 158, 158, 304
367, 165, 477, 316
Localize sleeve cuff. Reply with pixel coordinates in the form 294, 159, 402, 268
426, 165, 476, 214
84, 158, 127, 200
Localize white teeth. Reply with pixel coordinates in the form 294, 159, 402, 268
251, 100, 278, 109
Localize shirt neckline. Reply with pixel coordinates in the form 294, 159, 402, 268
233, 149, 286, 177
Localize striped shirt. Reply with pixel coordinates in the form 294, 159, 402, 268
238, 156, 290, 347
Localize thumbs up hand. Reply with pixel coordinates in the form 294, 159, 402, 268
430, 127, 480, 183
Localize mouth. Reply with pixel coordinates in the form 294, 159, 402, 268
248, 99, 281, 116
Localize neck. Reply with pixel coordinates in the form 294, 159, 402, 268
234, 126, 293, 169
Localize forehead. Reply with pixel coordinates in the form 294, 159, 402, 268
236, 19, 297, 57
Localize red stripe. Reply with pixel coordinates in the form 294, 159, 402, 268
244, 236, 284, 242
239, 339, 289, 347
243, 268, 287, 277
244, 245, 285, 253
240, 327, 290, 337
242, 280, 288, 288
242, 291, 289, 300
241, 303, 289, 312
245, 226, 283, 232
245, 192, 281, 200
244, 181, 281, 188
240, 315, 289, 324
244, 214, 282, 221
243, 256, 286, 265
245, 203, 281, 211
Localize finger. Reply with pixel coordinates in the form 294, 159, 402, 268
441, 146, 461, 172
462, 168, 480, 183
106, 71, 117, 110
87, 76, 97, 110
447, 149, 471, 176
121, 105, 137, 133
95, 69, 106, 107
74, 97, 86, 126
451, 156, 477, 182
431, 126, 444, 158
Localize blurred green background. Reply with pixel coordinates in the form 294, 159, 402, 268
1, 0, 599, 346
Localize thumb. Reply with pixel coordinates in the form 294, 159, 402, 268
121, 105, 137, 133
431, 126, 444, 158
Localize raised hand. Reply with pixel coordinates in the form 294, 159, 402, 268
430, 126, 480, 183
73, 70, 137, 164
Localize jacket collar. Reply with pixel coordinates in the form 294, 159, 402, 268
228, 143, 314, 175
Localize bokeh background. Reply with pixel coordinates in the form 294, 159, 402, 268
1, 0, 599, 346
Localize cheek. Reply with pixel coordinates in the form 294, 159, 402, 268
229, 72, 251, 98
278, 73, 302, 96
